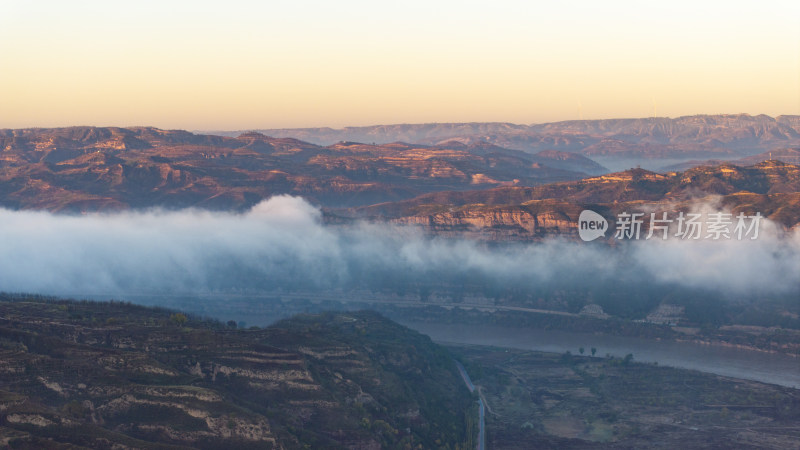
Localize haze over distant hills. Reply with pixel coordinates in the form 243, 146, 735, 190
207, 114, 800, 170
660, 147, 800, 172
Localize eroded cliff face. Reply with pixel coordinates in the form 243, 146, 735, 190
393, 207, 576, 239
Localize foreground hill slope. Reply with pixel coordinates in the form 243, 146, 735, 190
0, 296, 474, 449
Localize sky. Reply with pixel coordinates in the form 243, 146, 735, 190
1, 0, 799, 130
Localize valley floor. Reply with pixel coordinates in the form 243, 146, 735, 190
452, 345, 800, 449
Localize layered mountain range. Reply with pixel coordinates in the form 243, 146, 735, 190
211, 114, 800, 167
0, 127, 601, 211
1, 123, 799, 241
354, 161, 800, 240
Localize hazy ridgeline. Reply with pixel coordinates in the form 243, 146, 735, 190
0, 196, 797, 307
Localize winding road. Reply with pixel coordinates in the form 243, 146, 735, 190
455, 360, 485, 450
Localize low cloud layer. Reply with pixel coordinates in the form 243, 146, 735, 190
0, 196, 797, 298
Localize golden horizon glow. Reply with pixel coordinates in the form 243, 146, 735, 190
1, 0, 798, 130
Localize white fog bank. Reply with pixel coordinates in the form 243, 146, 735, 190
0, 196, 797, 297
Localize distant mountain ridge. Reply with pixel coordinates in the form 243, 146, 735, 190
206, 114, 800, 163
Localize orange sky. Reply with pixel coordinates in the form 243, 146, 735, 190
1, 0, 798, 129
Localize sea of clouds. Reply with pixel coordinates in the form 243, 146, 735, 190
0, 196, 797, 298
